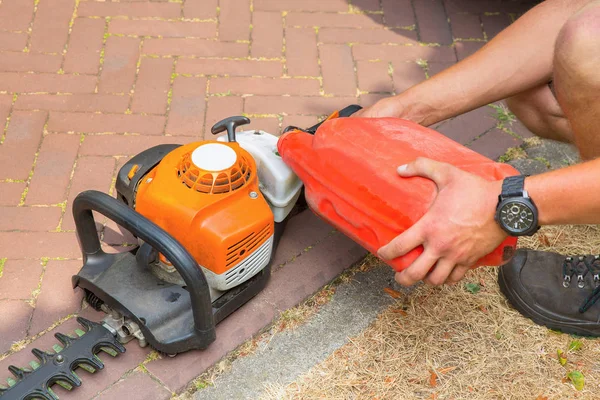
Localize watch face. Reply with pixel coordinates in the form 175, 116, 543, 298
499, 200, 535, 233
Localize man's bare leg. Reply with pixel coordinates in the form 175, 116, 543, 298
552, 0, 600, 160
505, 84, 573, 143
505, 0, 600, 159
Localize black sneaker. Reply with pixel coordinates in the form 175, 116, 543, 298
498, 248, 600, 337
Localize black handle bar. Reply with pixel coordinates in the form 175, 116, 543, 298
72, 190, 215, 338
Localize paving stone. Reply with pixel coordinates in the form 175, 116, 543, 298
0, 182, 26, 206
357, 61, 394, 93
0, 231, 80, 259
219, 0, 251, 41
449, 13, 484, 39
254, 0, 349, 12
482, 13, 512, 39
0, 300, 33, 353
78, 1, 182, 18
15, 94, 129, 114
0, 53, 62, 74
436, 106, 498, 144
0, 110, 47, 181
382, 0, 415, 27
26, 133, 81, 205
109, 20, 216, 38
454, 40, 485, 61
61, 156, 116, 231
287, 12, 384, 28
251, 11, 284, 58
0, 206, 62, 231
95, 371, 172, 400
0, 73, 96, 93
143, 39, 248, 58
80, 135, 191, 157
177, 58, 283, 77
414, 0, 453, 45
392, 61, 427, 93
184, 0, 218, 19
28, 260, 85, 336
209, 77, 320, 96
285, 27, 319, 77
63, 18, 106, 75
245, 95, 358, 116
468, 128, 523, 160
0, 0, 35, 32
131, 57, 173, 115
318, 27, 418, 44
99, 36, 141, 95
0, 32, 27, 52
48, 112, 165, 135
29, 0, 74, 54
0, 259, 44, 301
320, 44, 357, 96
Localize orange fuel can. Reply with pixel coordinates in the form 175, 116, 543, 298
277, 116, 519, 272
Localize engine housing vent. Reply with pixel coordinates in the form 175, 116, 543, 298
177, 149, 252, 194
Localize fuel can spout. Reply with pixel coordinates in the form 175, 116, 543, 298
277, 116, 519, 272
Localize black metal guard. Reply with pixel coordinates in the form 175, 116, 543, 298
72, 190, 216, 347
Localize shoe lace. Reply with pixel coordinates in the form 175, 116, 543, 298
577, 255, 600, 313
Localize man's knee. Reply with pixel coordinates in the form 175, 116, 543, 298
555, 3, 600, 79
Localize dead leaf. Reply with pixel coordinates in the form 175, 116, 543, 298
385, 377, 394, 384
391, 308, 408, 316
429, 371, 438, 387
479, 277, 486, 287
538, 233, 551, 246
384, 287, 402, 299
535, 396, 549, 400
430, 393, 437, 400
478, 305, 488, 313
438, 366, 457, 375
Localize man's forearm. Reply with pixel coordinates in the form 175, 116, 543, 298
523, 159, 600, 225
397, 0, 591, 126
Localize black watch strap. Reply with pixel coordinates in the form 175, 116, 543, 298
501, 175, 525, 197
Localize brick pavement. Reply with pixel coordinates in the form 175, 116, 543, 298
0, 0, 540, 398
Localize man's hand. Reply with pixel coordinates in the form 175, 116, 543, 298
352, 96, 406, 119
378, 157, 508, 286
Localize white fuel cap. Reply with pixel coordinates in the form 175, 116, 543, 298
191, 143, 237, 171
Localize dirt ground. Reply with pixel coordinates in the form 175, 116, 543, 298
260, 225, 600, 399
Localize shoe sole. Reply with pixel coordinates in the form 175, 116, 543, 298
498, 267, 600, 337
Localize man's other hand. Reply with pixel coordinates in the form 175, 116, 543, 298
377, 158, 508, 286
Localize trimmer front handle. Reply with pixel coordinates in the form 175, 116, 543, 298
72, 190, 216, 347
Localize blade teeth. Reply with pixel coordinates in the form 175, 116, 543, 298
2, 317, 125, 399
8, 366, 27, 380
75, 317, 96, 332
54, 332, 73, 347
31, 348, 51, 364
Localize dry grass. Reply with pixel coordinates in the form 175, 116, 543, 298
261, 225, 600, 400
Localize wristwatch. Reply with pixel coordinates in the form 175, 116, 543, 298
494, 175, 540, 236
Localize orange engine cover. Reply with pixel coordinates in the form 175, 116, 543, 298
277, 117, 519, 273
134, 141, 274, 276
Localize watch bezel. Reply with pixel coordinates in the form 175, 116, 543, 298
496, 197, 539, 236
